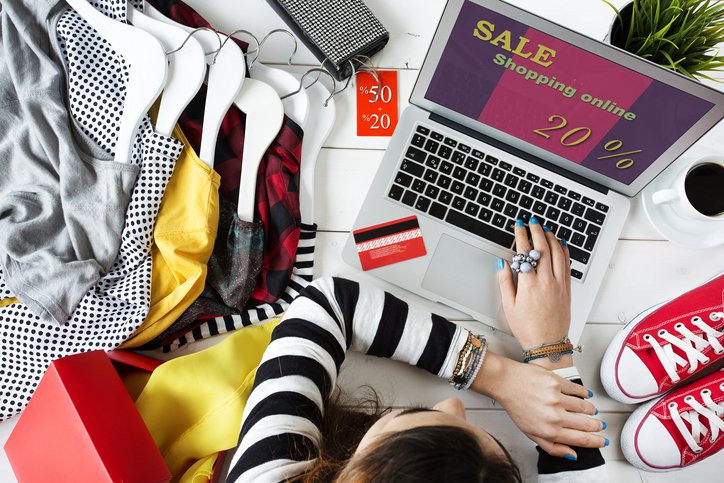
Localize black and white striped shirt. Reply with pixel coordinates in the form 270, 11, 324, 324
226, 277, 606, 482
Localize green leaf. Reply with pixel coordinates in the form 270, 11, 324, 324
603, 0, 724, 78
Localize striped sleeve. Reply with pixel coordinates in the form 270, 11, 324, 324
226, 277, 468, 482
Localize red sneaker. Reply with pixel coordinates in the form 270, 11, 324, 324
621, 368, 724, 472
601, 273, 724, 404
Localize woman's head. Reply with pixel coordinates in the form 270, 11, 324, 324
335, 397, 522, 482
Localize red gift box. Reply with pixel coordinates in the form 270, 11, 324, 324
4, 350, 171, 483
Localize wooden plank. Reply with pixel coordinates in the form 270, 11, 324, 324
587, 241, 724, 324
639, 452, 724, 481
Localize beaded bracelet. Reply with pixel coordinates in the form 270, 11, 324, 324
462, 341, 488, 390
449, 333, 487, 390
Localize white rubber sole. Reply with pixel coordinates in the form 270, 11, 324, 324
600, 301, 667, 404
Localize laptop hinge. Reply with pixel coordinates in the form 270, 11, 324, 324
429, 113, 609, 195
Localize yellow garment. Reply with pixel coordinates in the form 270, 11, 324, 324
0, 298, 19, 308
135, 318, 281, 482
182, 455, 218, 483
120, 125, 220, 348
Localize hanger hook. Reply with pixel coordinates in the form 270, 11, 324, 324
166, 27, 222, 56
281, 68, 337, 107
251, 29, 298, 68
331, 59, 361, 99
353, 55, 382, 102
212, 29, 260, 64
302, 60, 328, 91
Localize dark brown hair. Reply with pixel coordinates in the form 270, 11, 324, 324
298, 390, 522, 483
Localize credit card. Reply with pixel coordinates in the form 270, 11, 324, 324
353, 216, 426, 271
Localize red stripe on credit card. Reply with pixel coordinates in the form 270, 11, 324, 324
353, 216, 427, 271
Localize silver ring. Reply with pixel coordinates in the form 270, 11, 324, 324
510, 250, 541, 273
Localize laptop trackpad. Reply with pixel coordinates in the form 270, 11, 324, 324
422, 235, 501, 319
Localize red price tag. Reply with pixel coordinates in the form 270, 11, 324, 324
356, 70, 399, 137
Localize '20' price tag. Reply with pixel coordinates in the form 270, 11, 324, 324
356, 71, 398, 137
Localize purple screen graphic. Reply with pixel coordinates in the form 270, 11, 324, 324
425, 1, 714, 185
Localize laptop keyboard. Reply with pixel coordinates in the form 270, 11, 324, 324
387, 124, 610, 280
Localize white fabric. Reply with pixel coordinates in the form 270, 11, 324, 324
538, 465, 609, 483
552, 366, 581, 381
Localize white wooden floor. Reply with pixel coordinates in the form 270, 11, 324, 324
1, 1, 723, 481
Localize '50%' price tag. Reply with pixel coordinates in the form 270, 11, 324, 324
356, 71, 399, 137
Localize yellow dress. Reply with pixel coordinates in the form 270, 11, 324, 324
133, 318, 281, 482
120, 125, 220, 348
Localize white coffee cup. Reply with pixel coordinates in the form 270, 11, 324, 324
651, 155, 724, 223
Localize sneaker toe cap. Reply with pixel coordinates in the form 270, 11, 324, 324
628, 414, 682, 470
617, 347, 660, 399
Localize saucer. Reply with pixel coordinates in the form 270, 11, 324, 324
642, 146, 724, 249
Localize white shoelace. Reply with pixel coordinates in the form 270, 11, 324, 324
643, 312, 724, 383
669, 382, 724, 453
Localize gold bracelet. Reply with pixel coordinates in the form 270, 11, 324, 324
450, 333, 485, 385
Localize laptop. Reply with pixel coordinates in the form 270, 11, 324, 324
342, 0, 724, 344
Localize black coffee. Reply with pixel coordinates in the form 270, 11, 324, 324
684, 163, 724, 217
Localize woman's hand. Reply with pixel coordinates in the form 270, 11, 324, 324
473, 352, 605, 459
497, 217, 571, 350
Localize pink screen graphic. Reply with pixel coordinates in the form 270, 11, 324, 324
425, 1, 714, 185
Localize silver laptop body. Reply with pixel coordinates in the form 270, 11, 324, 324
342, 0, 724, 344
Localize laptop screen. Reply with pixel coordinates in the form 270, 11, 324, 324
422, 0, 719, 187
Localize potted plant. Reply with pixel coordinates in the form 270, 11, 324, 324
604, 0, 724, 81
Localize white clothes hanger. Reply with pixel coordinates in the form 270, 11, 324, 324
127, 3, 206, 139
296, 74, 336, 223
145, 3, 246, 166
250, 65, 308, 130
213, 30, 286, 223
234, 78, 284, 222
248, 30, 309, 129
65, 0, 167, 163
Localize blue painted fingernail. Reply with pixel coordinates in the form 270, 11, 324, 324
543, 225, 551, 233
563, 454, 577, 461
516, 219, 524, 227
594, 408, 598, 415
604, 438, 609, 447
561, 238, 568, 247
602, 421, 607, 430
588, 390, 594, 397
497, 258, 505, 271
530, 216, 539, 224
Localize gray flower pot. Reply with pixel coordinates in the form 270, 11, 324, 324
604, 1, 634, 45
